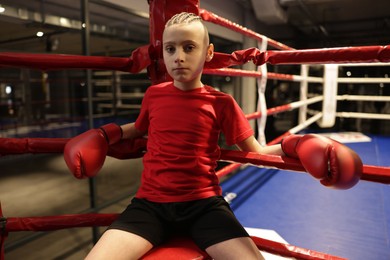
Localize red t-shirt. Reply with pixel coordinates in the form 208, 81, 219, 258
135, 82, 253, 202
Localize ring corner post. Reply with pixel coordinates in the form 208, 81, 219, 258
298, 64, 309, 125
319, 64, 339, 128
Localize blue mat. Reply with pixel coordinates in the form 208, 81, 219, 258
221, 135, 390, 260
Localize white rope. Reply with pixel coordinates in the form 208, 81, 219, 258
292, 75, 324, 83
337, 77, 390, 84
289, 113, 323, 134
336, 112, 390, 120
337, 95, 390, 102
338, 62, 390, 67
291, 96, 324, 109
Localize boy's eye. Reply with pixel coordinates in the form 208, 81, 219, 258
165, 46, 175, 53
184, 45, 195, 52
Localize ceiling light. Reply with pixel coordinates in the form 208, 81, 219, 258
36, 31, 44, 37
0, 6, 5, 13
5, 86, 12, 95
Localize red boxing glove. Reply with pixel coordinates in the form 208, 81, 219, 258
281, 134, 362, 189
64, 123, 122, 179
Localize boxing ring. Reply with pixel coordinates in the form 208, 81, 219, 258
1, 0, 390, 259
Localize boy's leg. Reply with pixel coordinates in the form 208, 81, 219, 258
190, 196, 264, 259
85, 229, 153, 260
205, 237, 264, 260
85, 198, 166, 259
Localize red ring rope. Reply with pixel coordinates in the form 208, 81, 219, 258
1, 45, 390, 73
1, 209, 346, 260
0, 137, 389, 185
199, 9, 293, 51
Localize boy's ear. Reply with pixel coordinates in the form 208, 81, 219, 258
206, 43, 214, 62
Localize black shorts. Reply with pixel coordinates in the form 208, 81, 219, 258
108, 196, 249, 250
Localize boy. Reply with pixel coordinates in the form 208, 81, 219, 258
65, 12, 361, 259
87, 12, 273, 259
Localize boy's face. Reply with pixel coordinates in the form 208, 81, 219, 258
163, 21, 213, 90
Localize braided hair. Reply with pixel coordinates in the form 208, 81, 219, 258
165, 12, 209, 45
165, 12, 202, 27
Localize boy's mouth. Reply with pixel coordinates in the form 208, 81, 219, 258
173, 67, 187, 71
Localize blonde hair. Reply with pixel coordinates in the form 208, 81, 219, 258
165, 12, 209, 44
165, 12, 202, 27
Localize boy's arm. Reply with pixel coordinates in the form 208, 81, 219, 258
236, 135, 284, 155
236, 134, 362, 189
121, 122, 147, 139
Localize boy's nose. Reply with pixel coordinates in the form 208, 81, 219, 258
175, 51, 184, 63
